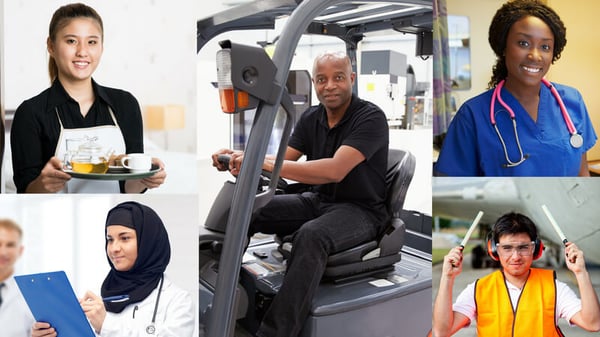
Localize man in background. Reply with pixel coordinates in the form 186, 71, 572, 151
0, 219, 34, 336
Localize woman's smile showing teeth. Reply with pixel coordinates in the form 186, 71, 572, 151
522, 65, 541, 73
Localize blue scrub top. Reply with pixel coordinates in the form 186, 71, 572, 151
434, 82, 597, 176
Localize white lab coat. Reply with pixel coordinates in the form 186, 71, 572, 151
99, 277, 194, 337
1, 276, 35, 337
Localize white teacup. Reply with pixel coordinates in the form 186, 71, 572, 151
121, 153, 152, 173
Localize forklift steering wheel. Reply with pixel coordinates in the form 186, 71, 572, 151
217, 154, 288, 191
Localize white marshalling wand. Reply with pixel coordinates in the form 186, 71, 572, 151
541, 204, 568, 245
451, 211, 484, 267
460, 211, 484, 248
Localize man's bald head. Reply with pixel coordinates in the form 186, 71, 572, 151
312, 51, 352, 76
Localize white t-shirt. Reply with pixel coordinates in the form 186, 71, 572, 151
453, 277, 582, 326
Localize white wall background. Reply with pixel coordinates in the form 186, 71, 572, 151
3, 0, 198, 154
3, 194, 198, 332
1, 0, 205, 194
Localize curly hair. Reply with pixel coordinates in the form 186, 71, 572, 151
487, 0, 566, 88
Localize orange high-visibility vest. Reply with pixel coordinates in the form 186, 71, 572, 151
474, 268, 564, 337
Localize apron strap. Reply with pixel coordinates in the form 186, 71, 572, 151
107, 106, 121, 129
55, 107, 65, 130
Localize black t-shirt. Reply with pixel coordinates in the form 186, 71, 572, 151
288, 94, 389, 221
10, 79, 143, 192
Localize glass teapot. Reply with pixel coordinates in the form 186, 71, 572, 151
67, 137, 114, 174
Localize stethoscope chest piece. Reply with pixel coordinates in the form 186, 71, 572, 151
146, 324, 156, 334
570, 133, 583, 148
491, 79, 583, 168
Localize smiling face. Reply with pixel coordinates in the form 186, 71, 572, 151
504, 15, 554, 90
497, 232, 534, 278
47, 17, 103, 85
106, 225, 138, 272
312, 53, 355, 115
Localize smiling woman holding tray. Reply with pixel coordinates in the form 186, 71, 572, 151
10, 3, 166, 193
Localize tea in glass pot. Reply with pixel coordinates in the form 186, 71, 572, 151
70, 137, 112, 174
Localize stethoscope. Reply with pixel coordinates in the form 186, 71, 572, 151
130, 274, 164, 335
490, 78, 583, 167
146, 275, 164, 334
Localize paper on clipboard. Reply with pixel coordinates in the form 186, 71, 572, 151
14, 271, 95, 337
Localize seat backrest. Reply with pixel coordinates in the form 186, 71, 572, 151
385, 149, 416, 219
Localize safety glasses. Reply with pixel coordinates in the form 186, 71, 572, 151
496, 241, 535, 256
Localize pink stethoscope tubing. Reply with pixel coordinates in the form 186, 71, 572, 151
489, 78, 582, 167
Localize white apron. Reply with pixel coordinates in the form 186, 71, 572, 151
55, 107, 126, 193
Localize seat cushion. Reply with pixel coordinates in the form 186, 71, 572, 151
323, 254, 401, 279
326, 241, 379, 266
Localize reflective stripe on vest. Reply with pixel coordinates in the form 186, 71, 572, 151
474, 269, 564, 337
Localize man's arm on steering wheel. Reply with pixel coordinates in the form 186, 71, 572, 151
264, 145, 365, 185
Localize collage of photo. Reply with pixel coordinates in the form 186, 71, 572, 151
1, 0, 599, 337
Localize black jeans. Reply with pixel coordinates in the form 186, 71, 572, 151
251, 192, 380, 337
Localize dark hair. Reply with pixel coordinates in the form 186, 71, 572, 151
491, 212, 538, 243
47, 3, 104, 82
487, 0, 566, 88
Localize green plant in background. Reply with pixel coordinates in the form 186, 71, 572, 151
432, 244, 475, 265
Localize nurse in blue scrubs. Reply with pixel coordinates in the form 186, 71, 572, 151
434, 0, 597, 176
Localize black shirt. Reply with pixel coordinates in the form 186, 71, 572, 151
288, 94, 389, 222
10, 79, 144, 192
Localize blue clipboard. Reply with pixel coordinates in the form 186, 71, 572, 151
14, 271, 95, 337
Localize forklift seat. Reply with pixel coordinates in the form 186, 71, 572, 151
278, 148, 416, 280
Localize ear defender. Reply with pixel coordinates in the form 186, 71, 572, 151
532, 238, 544, 260
487, 233, 544, 261
487, 232, 499, 261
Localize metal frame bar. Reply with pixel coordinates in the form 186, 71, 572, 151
207, 2, 354, 335
197, 0, 432, 51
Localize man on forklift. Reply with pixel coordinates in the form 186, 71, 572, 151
212, 51, 390, 337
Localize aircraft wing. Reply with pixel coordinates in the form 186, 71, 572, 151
433, 177, 600, 265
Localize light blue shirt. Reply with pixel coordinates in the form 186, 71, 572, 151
0, 276, 35, 337
435, 82, 597, 176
